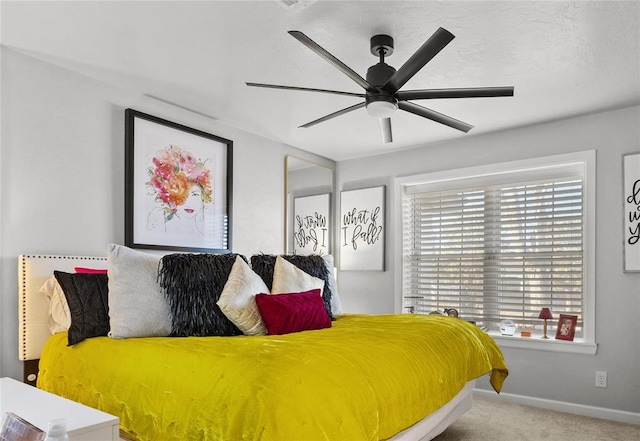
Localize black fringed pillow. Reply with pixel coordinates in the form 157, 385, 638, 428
250, 254, 334, 320
158, 253, 244, 337
53, 271, 110, 346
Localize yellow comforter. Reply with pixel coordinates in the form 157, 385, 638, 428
38, 314, 507, 441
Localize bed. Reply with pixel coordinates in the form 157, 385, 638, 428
18, 248, 508, 441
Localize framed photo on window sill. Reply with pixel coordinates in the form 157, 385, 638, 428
555, 314, 578, 341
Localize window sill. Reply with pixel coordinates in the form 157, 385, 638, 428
488, 331, 597, 355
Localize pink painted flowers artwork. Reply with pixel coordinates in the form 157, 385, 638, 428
146, 145, 213, 233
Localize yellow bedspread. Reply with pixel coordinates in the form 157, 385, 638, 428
38, 314, 507, 441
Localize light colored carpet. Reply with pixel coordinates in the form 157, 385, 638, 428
434, 395, 640, 441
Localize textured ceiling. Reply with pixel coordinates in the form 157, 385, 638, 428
2, 0, 639, 161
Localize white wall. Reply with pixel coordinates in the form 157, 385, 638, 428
0, 48, 333, 380
336, 106, 640, 415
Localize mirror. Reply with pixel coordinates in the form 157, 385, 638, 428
285, 156, 335, 255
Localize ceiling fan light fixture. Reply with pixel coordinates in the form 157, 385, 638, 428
366, 100, 397, 118
366, 94, 398, 118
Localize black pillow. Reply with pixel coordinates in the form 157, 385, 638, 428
250, 254, 334, 320
53, 271, 110, 346
158, 253, 243, 337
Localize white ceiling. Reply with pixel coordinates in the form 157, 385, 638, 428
2, 0, 639, 161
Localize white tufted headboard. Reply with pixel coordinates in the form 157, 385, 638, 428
18, 254, 107, 363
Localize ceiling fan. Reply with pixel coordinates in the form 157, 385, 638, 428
247, 28, 514, 143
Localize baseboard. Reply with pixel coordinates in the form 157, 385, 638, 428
473, 388, 640, 425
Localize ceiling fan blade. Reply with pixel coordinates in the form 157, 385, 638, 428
289, 31, 376, 92
299, 102, 366, 128
398, 101, 474, 132
398, 86, 515, 101
383, 27, 455, 94
379, 118, 393, 143
246, 82, 365, 98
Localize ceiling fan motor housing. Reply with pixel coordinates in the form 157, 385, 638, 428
366, 62, 398, 115
366, 62, 396, 88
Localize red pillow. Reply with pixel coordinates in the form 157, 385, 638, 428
255, 289, 331, 335
75, 267, 108, 274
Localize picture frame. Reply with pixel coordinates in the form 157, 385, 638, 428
340, 185, 385, 271
293, 193, 330, 255
555, 314, 578, 341
1, 412, 45, 441
125, 109, 233, 253
623, 152, 640, 272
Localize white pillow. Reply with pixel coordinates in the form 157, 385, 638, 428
107, 243, 172, 338
40, 276, 71, 333
322, 255, 343, 315
217, 256, 269, 335
271, 255, 325, 295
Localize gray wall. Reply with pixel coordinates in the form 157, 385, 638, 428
0, 48, 333, 380
336, 105, 640, 415
1, 44, 638, 418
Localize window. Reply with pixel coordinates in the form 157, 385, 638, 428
398, 151, 595, 350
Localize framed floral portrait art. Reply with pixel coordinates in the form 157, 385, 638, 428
125, 109, 232, 253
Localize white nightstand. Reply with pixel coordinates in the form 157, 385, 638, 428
0, 377, 119, 441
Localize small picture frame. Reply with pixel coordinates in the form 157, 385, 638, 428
1, 412, 45, 441
555, 314, 578, 341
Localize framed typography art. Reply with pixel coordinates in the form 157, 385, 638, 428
293, 193, 330, 255
623, 152, 640, 272
340, 186, 385, 271
125, 109, 233, 253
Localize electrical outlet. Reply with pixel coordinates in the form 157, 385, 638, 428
596, 371, 607, 388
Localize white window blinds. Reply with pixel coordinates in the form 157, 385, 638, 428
402, 166, 585, 337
